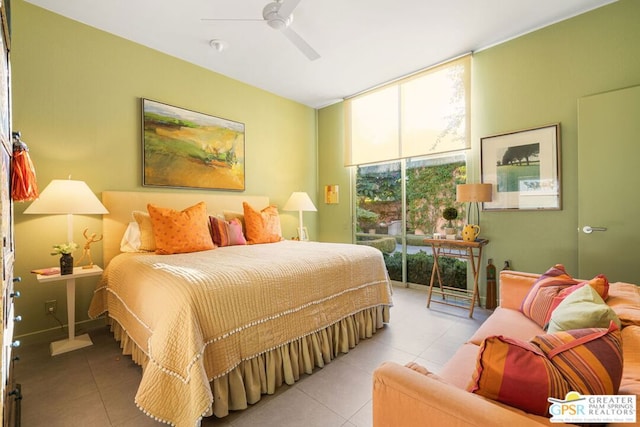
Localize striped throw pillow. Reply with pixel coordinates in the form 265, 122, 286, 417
468, 335, 570, 416
531, 321, 623, 396
209, 216, 246, 247
521, 264, 578, 327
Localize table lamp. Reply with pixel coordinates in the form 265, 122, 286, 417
24, 178, 108, 356
283, 192, 317, 241
456, 183, 492, 226
24, 178, 109, 243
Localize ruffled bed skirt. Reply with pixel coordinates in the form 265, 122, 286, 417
108, 304, 390, 422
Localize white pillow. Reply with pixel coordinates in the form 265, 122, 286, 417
120, 221, 142, 252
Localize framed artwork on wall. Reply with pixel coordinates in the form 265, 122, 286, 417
481, 123, 561, 211
324, 184, 339, 204
142, 98, 245, 191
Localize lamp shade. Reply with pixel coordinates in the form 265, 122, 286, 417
24, 179, 108, 215
456, 184, 492, 203
283, 192, 317, 212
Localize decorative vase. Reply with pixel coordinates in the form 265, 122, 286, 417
462, 224, 480, 242
60, 253, 74, 275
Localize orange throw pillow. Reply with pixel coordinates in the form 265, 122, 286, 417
147, 202, 215, 255
242, 202, 283, 244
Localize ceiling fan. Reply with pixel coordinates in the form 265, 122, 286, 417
202, 0, 320, 61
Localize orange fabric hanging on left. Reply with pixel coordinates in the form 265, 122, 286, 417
11, 132, 39, 202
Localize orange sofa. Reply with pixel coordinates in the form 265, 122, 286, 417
373, 270, 640, 427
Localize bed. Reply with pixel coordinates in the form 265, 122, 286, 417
88, 191, 392, 427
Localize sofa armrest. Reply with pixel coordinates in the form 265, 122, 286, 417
373, 362, 549, 427
499, 270, 540, 310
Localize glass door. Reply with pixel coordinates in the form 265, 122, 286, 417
355, 153, 467, 288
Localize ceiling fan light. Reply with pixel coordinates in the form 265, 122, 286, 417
267, 17, 287, 30
263, 1, 292, 30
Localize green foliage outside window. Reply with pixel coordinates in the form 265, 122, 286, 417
406, 161, 466, 233
383, 250, 467, 289
356, 167, 401, 202
356, 161, 466, 233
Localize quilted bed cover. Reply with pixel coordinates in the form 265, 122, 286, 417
89, 240, 392, 426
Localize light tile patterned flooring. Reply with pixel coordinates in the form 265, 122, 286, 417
15, 284, 490, 427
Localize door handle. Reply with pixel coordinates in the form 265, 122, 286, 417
581, 226, 607, 234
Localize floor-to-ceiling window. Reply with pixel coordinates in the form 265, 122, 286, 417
355, 153, 467, 287
346, 54, 471, 287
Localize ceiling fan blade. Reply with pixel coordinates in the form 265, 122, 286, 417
282, 27, 320, 61
277, 0, 302, 19
201, 18, 264, 22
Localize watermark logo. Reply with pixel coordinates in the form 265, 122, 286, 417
549, 391, 636, 423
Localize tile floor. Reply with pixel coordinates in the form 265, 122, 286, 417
15, 284, 490, 427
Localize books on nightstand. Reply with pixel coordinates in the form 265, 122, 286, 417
31, 267, 60, 276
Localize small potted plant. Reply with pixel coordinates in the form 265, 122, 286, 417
442, 207, 458, 236
51, 242, 78, 275
356, 207, 380, 234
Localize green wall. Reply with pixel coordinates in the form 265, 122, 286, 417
12, 0, 640, 339
318, 0, 640, 284
317, 103, 352, 243
11, 1, 317, 340
474, 0, 639, 276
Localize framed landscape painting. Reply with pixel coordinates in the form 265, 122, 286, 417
481, 123, 561, 211
142, 99, 245, 191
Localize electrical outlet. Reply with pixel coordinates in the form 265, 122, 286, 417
45, 300, 57, 315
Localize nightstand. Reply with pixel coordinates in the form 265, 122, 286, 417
35, 265, 103, 356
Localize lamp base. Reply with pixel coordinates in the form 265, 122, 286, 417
50, 333, 93, 356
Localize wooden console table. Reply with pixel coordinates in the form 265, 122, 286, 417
424, 238, 489, 318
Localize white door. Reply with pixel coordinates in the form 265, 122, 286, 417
577, 85, 640, 283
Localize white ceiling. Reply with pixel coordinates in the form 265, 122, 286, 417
25, 0, 616, 109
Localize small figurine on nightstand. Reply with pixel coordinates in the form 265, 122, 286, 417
75, 228, 103, 269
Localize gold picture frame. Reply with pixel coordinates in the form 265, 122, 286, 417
142, 98, 245, 191
324, 184, 339, 204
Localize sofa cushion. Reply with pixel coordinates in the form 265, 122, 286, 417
468, 307, 544, 346
531, 322, 623, 396
520, 264, 579, 328
546, 283, 621, 334
438, 343, 482, 390
467, 335, 569, 416
608, 282, 640, 327
620, 325, 640, 396
499, 271, 540, 310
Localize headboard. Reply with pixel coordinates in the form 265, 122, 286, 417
101, 191, 269, 267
